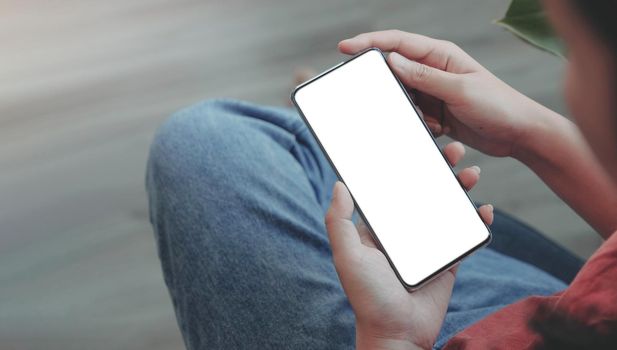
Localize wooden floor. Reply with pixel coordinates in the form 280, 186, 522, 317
0, 0, 602, 349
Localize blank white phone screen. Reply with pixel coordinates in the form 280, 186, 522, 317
293, 49, 490, 288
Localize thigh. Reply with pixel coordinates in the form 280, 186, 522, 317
434, 209, 579, 348
146, 99, 351, 349
435, 248, 567, 349
487, 207, 584, 284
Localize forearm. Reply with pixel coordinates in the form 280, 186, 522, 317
513, 103, 617, 240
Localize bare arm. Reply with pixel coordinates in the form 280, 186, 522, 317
514, 103, 617, 239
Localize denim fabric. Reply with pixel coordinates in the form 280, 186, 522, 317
146, 99, 574, 349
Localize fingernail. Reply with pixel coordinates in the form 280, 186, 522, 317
471, 165, 481, 174
487, 204, 494, 212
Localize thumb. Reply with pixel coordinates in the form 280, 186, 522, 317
325, 182, 361, 258
416, 266, 458, 316
388, 52, 461, 103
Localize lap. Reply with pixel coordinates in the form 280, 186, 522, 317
147, 99, 573, 350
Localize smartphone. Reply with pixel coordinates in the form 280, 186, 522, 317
291, 48, 491, 290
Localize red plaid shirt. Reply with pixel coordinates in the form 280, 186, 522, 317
444, 232, 617, 349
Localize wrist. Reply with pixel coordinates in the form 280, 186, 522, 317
510, 100, 568, 165
356, 335, 424, 350
356, 329, 425, 350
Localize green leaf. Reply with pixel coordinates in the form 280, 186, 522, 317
495, 0, 565, 58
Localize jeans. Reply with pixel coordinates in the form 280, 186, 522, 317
146, 99, 583, 349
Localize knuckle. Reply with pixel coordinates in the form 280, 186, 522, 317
324, 212, 337, 228
324, 213, 346, 233
354, 32, 368, 41
414, 63, 432, 82
386, 29, 405, 50
441, 40, 460, 52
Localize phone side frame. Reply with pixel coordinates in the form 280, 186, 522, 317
290, 47, 492, 291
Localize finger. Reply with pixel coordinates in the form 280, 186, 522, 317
427, 123, 443, 137
325, 182, 361, 257
355, 217, 377, 248
449, 264, 459, 276
388, 52, 462, 103
420, 108, 445, 136
414, 263, 456, 314
338, 30, 479, 71
415, 91, 449, 125
416, 92, 449, 137
458, 165, 481, 190
443, 141, 465, 167
339, 30, 433, 57
478, 204, 494, 225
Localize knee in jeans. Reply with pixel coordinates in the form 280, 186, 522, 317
147, 99, 246, 182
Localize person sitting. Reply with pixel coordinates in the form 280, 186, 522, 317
146, 0, 617, 348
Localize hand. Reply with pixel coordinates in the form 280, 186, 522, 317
325, 142, 494, 350
339, 30, 546, 157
